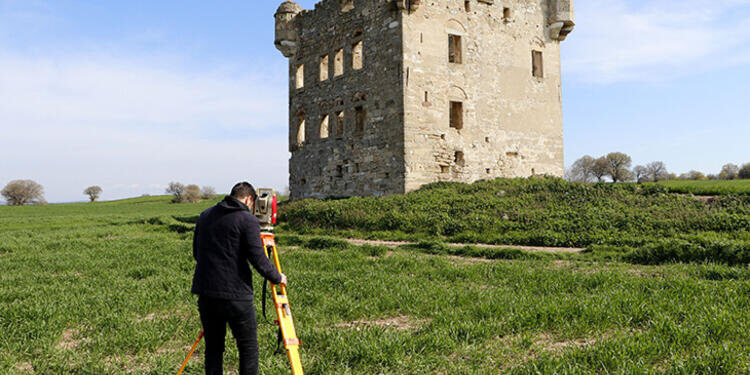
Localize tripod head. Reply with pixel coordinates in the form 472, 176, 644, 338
253, 188, 277, 231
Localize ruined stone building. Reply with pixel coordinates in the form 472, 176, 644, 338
274, 0, 574, 199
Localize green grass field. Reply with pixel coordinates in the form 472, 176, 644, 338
1, 191, 749, 374
655, 179, 750, 196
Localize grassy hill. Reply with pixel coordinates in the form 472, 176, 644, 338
280, 177, 750, 265
1, 184, 749, 373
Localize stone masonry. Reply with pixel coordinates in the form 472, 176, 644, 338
274, 0, 574, 199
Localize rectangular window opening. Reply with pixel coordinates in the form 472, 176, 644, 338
440, 165, 450, 174
334, 49, 344, 77
352, 41, 363, 70
355, 106, 366, 136
454, 151, 465, 166
503, 7, 511, 20
335, 111, 344, 137
320, 115, 329, 139
295, 64, 304, 89
296, 116, 306, 146
448, 34, 462, 64
532, 50, 544, 78
336, 165, 344, 178
449, 101, 464, 130
464, 0, 471, 12
320, 55, 329, 81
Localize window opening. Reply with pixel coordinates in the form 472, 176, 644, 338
449, 101, 463, 130
320, 55, 329, 81
441, 165, 450, 173
334, 49, 344, 77
454, 151, 465, 166
320, 115, 329, 139
341, 0, 354, 12
465, 1, 471, 12
295, 64, 304, 89
352, 41, 363, 70
448, 34, 462, 64
296, 116, 306, 146
532, 50, 543, 78
355, 106, 366, 136
335, 111, 344, 137
503, 7, 511, 20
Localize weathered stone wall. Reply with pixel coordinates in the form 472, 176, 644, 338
401, 0, 568, 192
275, 0, 573, 198
283, 0, 406, 199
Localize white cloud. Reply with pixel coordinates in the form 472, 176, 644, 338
565, 0, 750, 83
0, 52, 291, 202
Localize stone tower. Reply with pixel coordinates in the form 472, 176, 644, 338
274, 0, 574, 199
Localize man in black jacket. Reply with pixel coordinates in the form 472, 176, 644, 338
192, 182, 286, 375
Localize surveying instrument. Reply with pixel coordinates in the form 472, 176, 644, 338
177, 188, 304, 375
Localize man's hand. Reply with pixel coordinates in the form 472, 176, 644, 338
279, 273, 287, 286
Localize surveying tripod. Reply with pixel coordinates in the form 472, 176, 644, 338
177, 188, 303, 375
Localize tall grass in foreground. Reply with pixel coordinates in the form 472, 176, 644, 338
1, 198, 749, 373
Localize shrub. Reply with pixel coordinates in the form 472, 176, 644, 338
739, 163, 750, 179
201, 186, 217, 199
2, 180, 46, 206
184, 185, 201, 203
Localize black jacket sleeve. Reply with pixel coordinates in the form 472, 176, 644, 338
242, 215, 283, 284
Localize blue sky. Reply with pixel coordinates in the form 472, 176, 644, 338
1, 0, 749, 202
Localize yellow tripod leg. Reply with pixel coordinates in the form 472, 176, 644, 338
261, 233, 304, 375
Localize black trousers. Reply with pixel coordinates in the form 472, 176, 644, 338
198, 296, 259, 375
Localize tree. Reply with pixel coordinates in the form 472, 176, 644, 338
184, 184, 202, 203
739, 163, 750, 179
2, 180, 46, 206
604, 152, 633, 182
201, 186, 216, 199
83, 186, 103, 202
719, 163, 739, 180
645, 161, 669, 182
679, 171, 706, 181
633, 165, 649, 183
566, 155, 597, 182
166, 182, 185, 203
592, 157, 610, 182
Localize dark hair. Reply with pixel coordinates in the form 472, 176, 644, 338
230, 182, 256, 200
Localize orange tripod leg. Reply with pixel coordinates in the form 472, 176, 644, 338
177, 330, 204, 375
261, 233, 304, 375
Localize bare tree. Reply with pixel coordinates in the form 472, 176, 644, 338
2, 180, 46, 206
83, 186, 103, 202
201, 186, 217, 199
739, 163, 750, 179
166, 182, 185, 203
184, 184, 202, 203
645, 161, 669, 182
592, 157, 610, 182
633, 165, 649, 183
604, 152, 633, 182
719, 163, 739, 180
566, 155, 597, 182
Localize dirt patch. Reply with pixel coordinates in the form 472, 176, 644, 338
334, 315, 429, 331
105, 355, 153, 374
14, 362, 34, 374
56, 328, 84, 351
532, 332, 599, 352
345, 238, 582, 254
